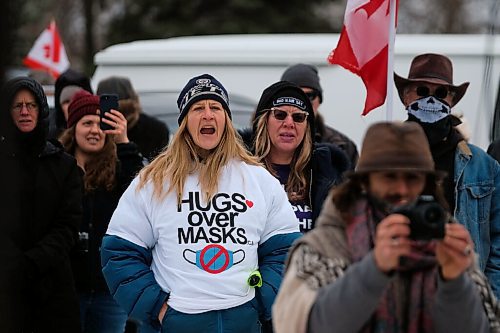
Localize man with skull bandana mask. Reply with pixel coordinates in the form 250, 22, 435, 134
395, 53, 500, 298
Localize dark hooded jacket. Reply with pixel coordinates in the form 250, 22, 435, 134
242, 81, 350, 226
488, 139, 500, 163
70, 143, 144, 294
315, 113, 359, 168
50, 69, 93, 139
0, 77, 82, 332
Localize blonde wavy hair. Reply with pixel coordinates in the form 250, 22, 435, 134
138, 111, 259, 205
253, 112, 312, 201
59, 126, 117, 193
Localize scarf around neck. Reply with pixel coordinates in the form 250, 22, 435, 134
346, 198, 438, 333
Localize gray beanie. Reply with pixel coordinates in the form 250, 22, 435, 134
97, 76, 138, 101
281, 63, 323, 103
60, 85, 83, 105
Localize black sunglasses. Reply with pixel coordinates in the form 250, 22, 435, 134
269, 108, 308, 123
305, 91, 320, 101
415, 85, 450, 99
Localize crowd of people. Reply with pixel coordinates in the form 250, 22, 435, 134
1, 53, 499, 333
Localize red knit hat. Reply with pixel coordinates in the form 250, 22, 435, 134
67, 90, 99, 128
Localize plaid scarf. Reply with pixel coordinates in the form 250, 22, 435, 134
345, 198, 438, 333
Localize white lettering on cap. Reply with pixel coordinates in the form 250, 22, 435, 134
273, 97, 306, 110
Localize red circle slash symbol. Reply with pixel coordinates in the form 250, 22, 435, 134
199, 244, 230, 274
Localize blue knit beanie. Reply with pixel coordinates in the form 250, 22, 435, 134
177, 74, 231, 125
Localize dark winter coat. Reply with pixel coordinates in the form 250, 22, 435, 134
239, 127, 350, 229
315, 113, 359, 169
310, 142, 350, 223
0, 77, 83, 332
128, 113, 169, 162
488, 138, 500, 163
245, 140, 349, 227
71, 142, 144, 294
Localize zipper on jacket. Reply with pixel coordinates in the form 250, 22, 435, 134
308, 169, 313, 212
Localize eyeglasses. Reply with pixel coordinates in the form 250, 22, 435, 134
415, 85, 451, 99
268, 107, 308, 123
305, 91, 320, 101
12, 102, 38, 113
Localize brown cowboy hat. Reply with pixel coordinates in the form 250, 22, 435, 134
394, 53, 469, 107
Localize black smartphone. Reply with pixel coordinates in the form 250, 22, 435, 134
99, 94, 119, 131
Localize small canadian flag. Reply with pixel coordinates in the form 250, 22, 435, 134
23, 20, 70, 78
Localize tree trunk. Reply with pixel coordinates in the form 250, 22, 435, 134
83, 0, 95, 75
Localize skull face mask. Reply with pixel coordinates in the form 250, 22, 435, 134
406, 96, 454, 145
407, 96, 451, 124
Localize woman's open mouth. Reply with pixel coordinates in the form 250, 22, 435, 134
200, 126, 216, 135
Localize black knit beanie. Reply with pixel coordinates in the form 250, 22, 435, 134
177, 74, 231, 125
253, 81, 315, 140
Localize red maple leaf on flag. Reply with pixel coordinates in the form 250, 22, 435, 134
328, 0, 398, 115
23, 20, 70, 78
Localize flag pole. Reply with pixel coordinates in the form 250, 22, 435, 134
386, 0, 397, 121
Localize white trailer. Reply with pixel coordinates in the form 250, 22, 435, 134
92, 33, 500, 149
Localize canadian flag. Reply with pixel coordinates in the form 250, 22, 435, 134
23, 20, 70, 78
328, 0, 398, 115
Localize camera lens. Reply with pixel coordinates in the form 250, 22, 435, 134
424, 205, 443, 225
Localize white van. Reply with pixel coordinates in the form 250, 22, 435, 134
92, 33, 500, 149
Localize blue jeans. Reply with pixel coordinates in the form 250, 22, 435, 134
80, 291, 128, 333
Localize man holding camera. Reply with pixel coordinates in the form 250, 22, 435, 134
395, 53, 500, 298
273, 122, 494, 333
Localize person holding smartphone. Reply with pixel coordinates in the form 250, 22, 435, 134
98, 93, 120, 131
96, 76, 170, 162
59, 90, 144, 333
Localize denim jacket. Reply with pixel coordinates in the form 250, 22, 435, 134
453, 141, 500, 298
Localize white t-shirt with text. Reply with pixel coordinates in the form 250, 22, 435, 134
106, 160, 299, 314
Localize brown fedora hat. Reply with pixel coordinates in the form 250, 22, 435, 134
351, 121, 444, 178
394, 53, 469, 107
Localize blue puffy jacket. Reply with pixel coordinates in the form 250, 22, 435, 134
101, 231, 300, 332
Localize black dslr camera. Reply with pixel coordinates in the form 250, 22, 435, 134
392, 195, 447, 240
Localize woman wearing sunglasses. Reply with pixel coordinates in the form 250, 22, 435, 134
252, 81, 350, 233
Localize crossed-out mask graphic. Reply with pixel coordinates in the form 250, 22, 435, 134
183, 244, 245, 274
